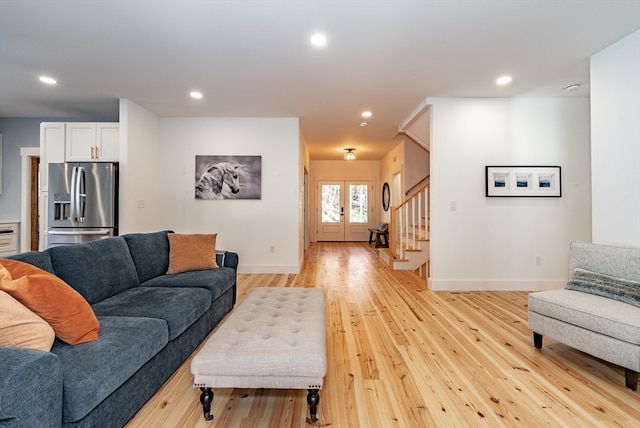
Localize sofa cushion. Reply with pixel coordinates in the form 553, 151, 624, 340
5, 251, 55, 274
569, 241, 640, 282
0, 290, 55, 351
122, 230, 172, 283
0, 347, 63, 428
46, 237, 139, 304
0, 259, 100, 345
140, 267, 236, 303
92, 287, 211, 341
167, 233, 218, 274
51, 316, 169, 423
528, 289, 640, 345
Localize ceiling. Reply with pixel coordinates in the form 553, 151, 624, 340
1, 1, 639, 160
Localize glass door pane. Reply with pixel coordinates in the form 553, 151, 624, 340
321, 184, 341, 223
317, 181, 345, 241
349, 184, 368, 223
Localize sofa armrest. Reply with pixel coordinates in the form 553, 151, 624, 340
218, 251, 239, 271
0, 347, 63, 428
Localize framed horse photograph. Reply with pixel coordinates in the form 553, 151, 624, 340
195, 155, 262, 200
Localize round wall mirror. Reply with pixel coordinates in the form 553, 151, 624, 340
382, 182, 390, 211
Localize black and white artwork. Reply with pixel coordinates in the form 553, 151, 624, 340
195, 155, 262, 200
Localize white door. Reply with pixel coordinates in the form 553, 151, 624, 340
317, 181, 373, 241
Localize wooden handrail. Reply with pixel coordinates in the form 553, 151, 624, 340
396, 182, 430, 210
405, 175, 430, 197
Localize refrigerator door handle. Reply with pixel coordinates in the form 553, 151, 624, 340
48, 230, 112, 236
78, 166, 86, 222
70, 166, 78, 222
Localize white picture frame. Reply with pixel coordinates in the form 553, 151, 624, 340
485, 166, 561, 197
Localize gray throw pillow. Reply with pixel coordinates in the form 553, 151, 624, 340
566, 267, 640, 308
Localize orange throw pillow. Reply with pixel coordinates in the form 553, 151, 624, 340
166, 233, 218, 274
0, 290, 56, 351
0, 259, 100, 345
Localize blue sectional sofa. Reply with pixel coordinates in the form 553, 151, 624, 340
0, 230, 238, 427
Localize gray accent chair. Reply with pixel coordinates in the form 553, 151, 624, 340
528, 242, 640, 390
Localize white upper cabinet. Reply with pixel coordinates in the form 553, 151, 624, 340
40, 122, 66, 191
96, 123, 120, 161
65, 122, 119, 162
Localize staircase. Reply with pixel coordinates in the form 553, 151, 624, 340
379, 183, 430, 279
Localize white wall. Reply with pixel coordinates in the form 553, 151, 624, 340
119, 99, 164, 233
590, 30, 640, 247
404, 139, 430, 194
119, 101, 303, 273
158, 117, 301, 273
380, 143, 404, 223
428, 97, 592, 291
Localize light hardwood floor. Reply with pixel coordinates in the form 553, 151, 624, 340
126, 242, 640, 427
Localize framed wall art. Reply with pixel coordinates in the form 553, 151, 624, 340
485, 166, 561, 197
195, 155, 262, 200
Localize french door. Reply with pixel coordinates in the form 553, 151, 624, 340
317, 181, 373, 241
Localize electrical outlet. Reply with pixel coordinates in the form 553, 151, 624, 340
449, 200, 457, 211
535, 255, 542, 265
269, 245, 275, 253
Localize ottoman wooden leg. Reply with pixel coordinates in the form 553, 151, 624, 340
307, 388, 320, 422
199, 387, 214, 421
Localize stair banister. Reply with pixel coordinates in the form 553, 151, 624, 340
388, 182, 430, 266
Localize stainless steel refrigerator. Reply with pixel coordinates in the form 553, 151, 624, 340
47, 162, 118, 247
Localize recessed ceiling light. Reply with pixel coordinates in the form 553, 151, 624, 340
39, 76, 57, 85
361, 111, 372, 118
190, 91, 203, 99
310, 33, 327, 47
496, 75, 512, 85
360, 121, 368, 127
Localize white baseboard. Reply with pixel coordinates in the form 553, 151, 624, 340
427, 279, 566, 291
237, 265, 300, 274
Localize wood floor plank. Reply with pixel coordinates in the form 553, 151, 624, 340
126, 242, 640, 428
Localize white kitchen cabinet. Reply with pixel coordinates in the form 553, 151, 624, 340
96, 123, 120, 161
65, 122, 119, 162
0, 222, 19, 256
40, 122, 66, 192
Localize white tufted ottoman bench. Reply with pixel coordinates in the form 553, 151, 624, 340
191, 287, 327, 422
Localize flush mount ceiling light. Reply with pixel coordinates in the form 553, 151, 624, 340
310, 33, 327, 47
563, 83, 581, 92
190, 91, 203, 99
39, 75, 57, 85
496, 75, 512, 85
344, 148, 357, 160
